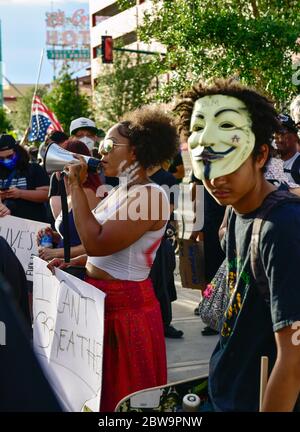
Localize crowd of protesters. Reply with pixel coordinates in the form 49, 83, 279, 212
1, 82, 300, 412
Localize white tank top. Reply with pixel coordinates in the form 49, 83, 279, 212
87, 183, 169, 281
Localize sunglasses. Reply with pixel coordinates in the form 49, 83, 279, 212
99, 138, 128, 155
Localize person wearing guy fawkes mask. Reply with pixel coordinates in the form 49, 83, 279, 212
0, 134, 49, 222
174, 79, 300, 412
69, 117, 98, 154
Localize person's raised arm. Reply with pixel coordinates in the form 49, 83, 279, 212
66, 158, 168, 257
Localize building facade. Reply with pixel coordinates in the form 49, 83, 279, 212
89, 0, 165, 88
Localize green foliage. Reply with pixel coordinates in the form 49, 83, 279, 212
93, 50, 156, 131
139, 0, 300, 105
44, 65, 92, 132
0, 107, 13, 133
117, 0, 135, 12
10, 86, 47, 137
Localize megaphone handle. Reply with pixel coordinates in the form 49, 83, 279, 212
59, 173, 71, 263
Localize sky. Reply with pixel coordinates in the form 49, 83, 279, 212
0, 0, 89, 85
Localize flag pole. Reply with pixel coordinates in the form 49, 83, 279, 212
26, 49, 45, 140
33, 48, 44, 104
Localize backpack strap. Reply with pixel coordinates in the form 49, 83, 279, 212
284, 154, 300, 184
250, 190, 300, 302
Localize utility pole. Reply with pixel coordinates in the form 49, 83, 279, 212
50, 1, 56, 81
136, 0, 140, 65
0, 20, 3, 107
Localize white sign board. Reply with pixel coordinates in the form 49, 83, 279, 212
0, 215, 49, 281
33, 257, 105, 412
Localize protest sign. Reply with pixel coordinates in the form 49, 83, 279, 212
0, 215, 49, 281
179, 234, 206, 290
33, 257, 105, 412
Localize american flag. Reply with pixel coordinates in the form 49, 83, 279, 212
28, 95, 63, 142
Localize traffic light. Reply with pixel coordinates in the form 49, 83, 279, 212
101, 36, 113, 64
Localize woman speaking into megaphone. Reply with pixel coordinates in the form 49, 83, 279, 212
50, 105, 179, 412
37, 139, 102, 262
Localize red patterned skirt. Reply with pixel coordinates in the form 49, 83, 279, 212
84, 276, 167, 412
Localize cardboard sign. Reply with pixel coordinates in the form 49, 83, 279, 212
179, 234, 205, 290
33, 257, 106, 412
0, 215, 49, 281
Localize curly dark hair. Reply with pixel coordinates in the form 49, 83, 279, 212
173, 78, 281, 164
118, 106, 179, 169
46, 130, 69, 145
64, 138, 91, 157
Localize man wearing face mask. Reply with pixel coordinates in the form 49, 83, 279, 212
47, 119, 100, 221
174, 79, 300, 412
69, 117, 98, 154
0, 134, 49, 222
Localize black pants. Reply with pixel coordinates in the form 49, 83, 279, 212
150, 237, 176, 327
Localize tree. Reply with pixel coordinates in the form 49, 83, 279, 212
44, 66, 92, 132
93, 50, 156, 131
0, 107, 13, 133
137, 0, 300, 106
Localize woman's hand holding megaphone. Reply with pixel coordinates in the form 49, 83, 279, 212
64, 155, 88, 187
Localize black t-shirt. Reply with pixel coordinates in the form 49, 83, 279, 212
0, 163, 49, 222
105, 176, 119, 188
168, 152, 183, 174
190, 172, 225, 281
209, 202, 300, 411
150, 168, 177, 222
48, 172, 60, 198
150, 168, 177, 207
168, 152, 184, 184
202, 189, 226, 281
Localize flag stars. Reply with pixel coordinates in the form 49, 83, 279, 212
28, 97, 63, 142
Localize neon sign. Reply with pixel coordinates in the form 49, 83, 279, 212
46, 8, 90, 48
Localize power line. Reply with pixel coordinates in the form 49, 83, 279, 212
3, 75, 25, 97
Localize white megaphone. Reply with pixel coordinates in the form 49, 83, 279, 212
44, 143, 102, 174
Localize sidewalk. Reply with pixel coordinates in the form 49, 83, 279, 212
165, 153, 218, 383
165, 282, 218, 383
